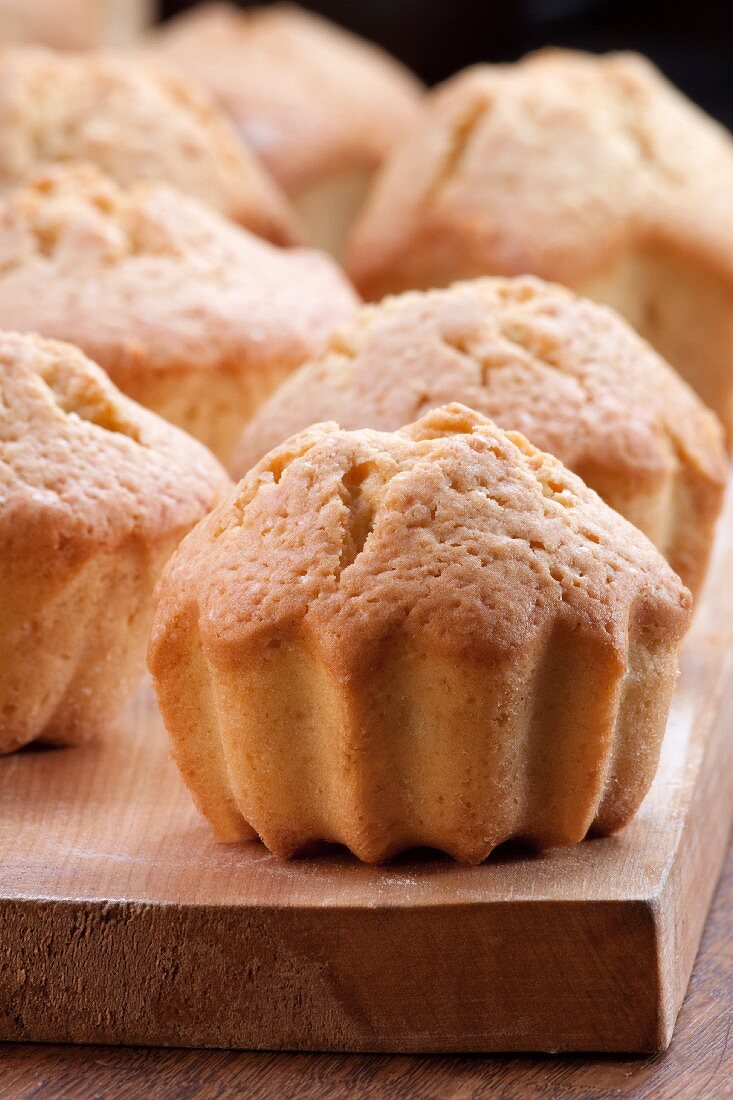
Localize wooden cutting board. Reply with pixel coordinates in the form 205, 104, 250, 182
2, 492, 733, 1056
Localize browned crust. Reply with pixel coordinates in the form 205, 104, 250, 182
0, 165, 359, 454
0, 45, 301, 243
0, 331, 232, 561
154, 403, 691, 669
232, 278, 727, 595
345, 51, 733, 302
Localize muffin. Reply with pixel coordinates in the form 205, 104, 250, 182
0, 332, 231, 755
0, 165, 358, 461
0, 0, 153, 49
345, 50, 733, 436
232, 278, 726, 597
0, 46, 299, 244
149, 2, 423, 256
150, 404, 692, 863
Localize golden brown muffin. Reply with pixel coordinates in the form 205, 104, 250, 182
345, 50, 733, 436
0, 165, 358, 461
0, 331, 231, 755
0, 0, 154, 49
150, 404, 692, 863
149, 2, 423, 256
232, 278, 727, 597
0, 45, 299, 244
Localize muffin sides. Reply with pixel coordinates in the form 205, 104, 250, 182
150, 2, 424, 255
0, 332, 231, 754
0, 46, 300, 243
345, 51, 733, 435
0, 165, 359, 461
150, 404, 692, 863
232, 278, 727, 596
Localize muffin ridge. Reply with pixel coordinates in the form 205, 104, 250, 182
1, 331, 231, 753
151, 405, 690, 861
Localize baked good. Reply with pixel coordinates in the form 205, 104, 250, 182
345, 50, 733, 436
0, 332, 231, 754
0, 0, 153, 49
150, 2, 423, 255
0, 165, 358, 461
0, 46, 299, 244
150, 403, 692, 863
232, 278, 727, 596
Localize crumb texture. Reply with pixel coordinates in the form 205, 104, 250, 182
233, 277, 727, 595
0, 45, 299, 242
0, 164, 358, 457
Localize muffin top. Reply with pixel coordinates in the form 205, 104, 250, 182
150, 2, 424, 195
0, 46, 299, 243
0, 331, 231, 560
0, 165, 358, 379
156, 404, 691, 674
232, 276, 726, 496
345, 50, 733, 297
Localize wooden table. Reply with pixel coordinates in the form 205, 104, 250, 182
1, 834, 730, 1098
6, 487, 733, 1056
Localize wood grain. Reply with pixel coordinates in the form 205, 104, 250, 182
0, 839, 730, 1100
1, 491, 732, 1055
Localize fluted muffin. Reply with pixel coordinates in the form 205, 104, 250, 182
232, 278, 726, 596
0, 46, 299, 243
0, 0, 153, 49
150, 404, 692, 863
0, 332, 231, 754
0, 165, 358, 461
345, 50, 733, 436
150, 2, 423, 256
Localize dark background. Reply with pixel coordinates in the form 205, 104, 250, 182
159, 1, 733, 128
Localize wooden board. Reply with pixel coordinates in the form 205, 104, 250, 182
1, 840, 731, 1100
1, 494, 733, 1055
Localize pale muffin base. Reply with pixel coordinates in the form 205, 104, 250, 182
293, 170, 372, 260
155, 618, 679, 863
582, 245, 733, 442
0, 538, 174, 754
588, 461, 717, 600
111, 360, 298, 466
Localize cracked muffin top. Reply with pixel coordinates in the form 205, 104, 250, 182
233, 276, 725, 505
158, 403, 692, 669
0, 331, 231, 559
345, 50, 733, 298
149, 2, 424, 196
0, 165, 358, 379
0, 46, 299, 243
232, 278, 726, 596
